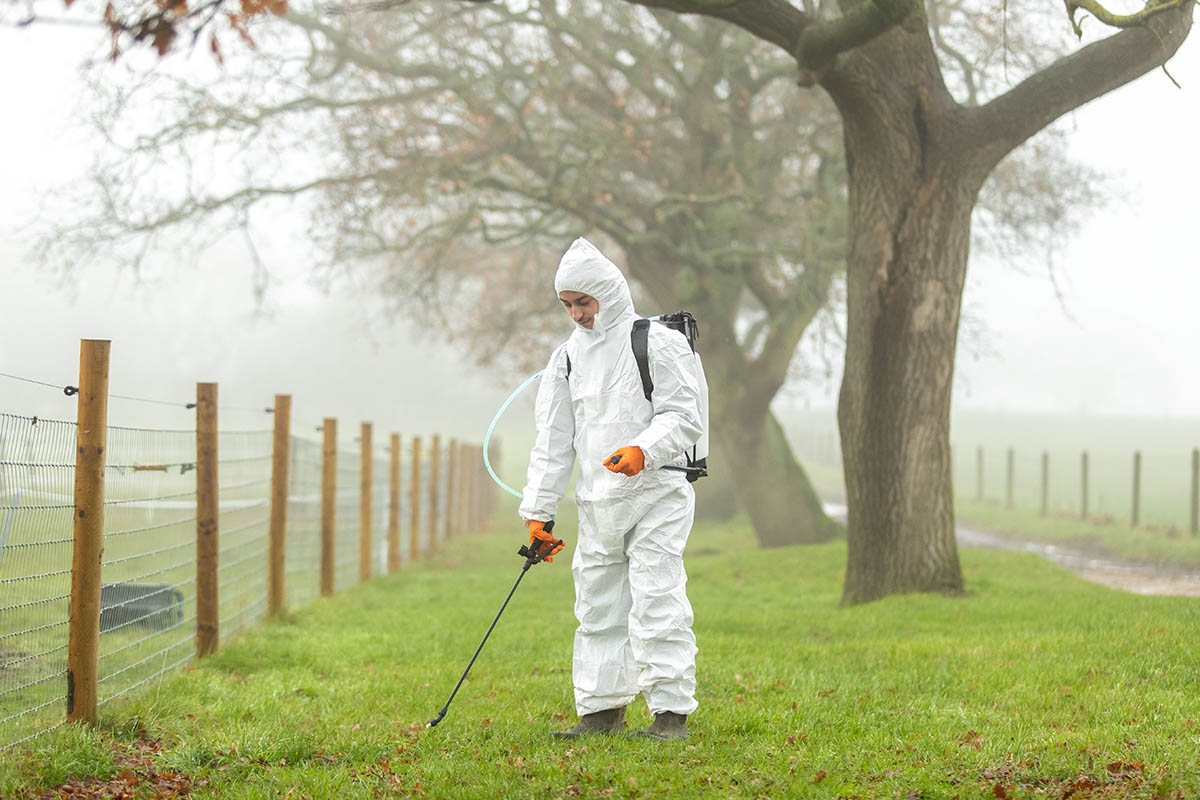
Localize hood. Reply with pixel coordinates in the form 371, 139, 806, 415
553, 237, 635, 334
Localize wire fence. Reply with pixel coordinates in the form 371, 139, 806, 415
0, 415, 76, 748
790, 424, 1200, 536
0, 409, 493, 751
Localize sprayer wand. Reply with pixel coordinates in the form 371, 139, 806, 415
426, 521, 563, 728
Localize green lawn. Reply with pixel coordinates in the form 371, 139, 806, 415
3, 514, 1199, 799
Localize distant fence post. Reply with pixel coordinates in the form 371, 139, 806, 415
468, 448, 477, 534
446, 439, 458, 540
1005, 448, 1014, 510
975, 446, 983, 502
458, 445, 471, 534
486, 440, 500, 530
320, 418, 336, 597
196, 382, 219, 658
1080, 451, 1089, 521
268, 394, 291, 618
429, 434, 441, 550
388, 433, 401, 572
360, 422, 373, 582
410, 436, 422, 561
67, 339, 109, 725
1191, 448, 1198, 537
468, 445, 479, 532
1040, 452, 1049, 517
1131, 450, 1141, 527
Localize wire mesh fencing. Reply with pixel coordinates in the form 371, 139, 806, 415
216, 431, 272, 644
0, 414, 77, 749
95, 425, 197, 718
287, 437, 322, 610
0, 408, 494, 752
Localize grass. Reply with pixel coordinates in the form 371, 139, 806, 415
954, 500, 1200, 569
3, 512, 1199, 799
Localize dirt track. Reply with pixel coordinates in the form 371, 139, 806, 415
821, 502, 1200, 598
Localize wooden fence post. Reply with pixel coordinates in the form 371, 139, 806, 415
360, 422, 373, 582
267, 394, 291, 618
466, 445, 477, 533
457, 445, 469, 534
1005, 447, 1014, 510
485, 440, 499, 530
1080, 451, 1089, 521
320, 418, 336, 597
388, 433, 401, 572
975, 446, 984, 502
67, 339, 109, 725
429, 434, 441, 550
446, 439, 458, 540
469, 445, 480, 531
1191, 448, 1198, 537
196, 382, 219, 658
1039, 452, 1049, 517
410, 436, 422, 561
475, 448, 484, 534
1131, 450, 1141, 528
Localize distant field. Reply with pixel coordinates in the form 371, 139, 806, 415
784, 408, 1200, 527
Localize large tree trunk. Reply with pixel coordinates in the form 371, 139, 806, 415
827, 35, 975, 604
836, 176, 973, 602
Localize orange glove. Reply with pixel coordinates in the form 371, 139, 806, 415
604, 446, 645, 477
527, 519, 565, 562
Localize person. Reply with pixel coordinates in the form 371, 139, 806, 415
518, 236, 705, 741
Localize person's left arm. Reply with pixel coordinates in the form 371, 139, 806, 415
627, 328, 704, 471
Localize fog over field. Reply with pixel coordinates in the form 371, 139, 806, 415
2, 23, 1197, 444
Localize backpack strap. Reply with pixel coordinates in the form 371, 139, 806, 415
564, 351, 571, 378
631, 319, 653, 402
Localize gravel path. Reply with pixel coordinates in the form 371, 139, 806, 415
821, 502, 1200, 598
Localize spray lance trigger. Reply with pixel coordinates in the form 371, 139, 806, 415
517, 519, 563, 568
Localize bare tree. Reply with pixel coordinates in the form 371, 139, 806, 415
40, 1, 851, 546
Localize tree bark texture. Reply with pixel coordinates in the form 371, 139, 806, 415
828, 28, 976, 604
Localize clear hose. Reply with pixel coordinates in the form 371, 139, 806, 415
483, 370, 543, 499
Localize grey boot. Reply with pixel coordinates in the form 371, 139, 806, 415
630, 711, 689, 741
552, 706, 627, 737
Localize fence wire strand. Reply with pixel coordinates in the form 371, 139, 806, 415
1, 410, 486, 752
0, 414, 77, 751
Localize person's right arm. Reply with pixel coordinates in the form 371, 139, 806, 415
519, 344, 575, 523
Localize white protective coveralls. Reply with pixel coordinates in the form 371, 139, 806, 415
519, 237, 704, 717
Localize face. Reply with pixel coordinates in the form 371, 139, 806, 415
559, 290, 599, 329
